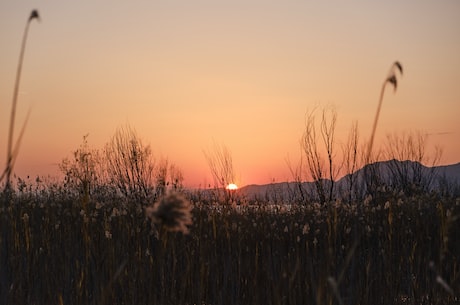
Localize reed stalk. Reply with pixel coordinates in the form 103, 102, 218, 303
2, 10, 40, 192
366, 61, 403, 163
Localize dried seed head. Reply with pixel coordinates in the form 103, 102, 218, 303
146, 192, 193, 234
29, 10, 40, 22
394, 61, 403, 75
387, 75, 398, 91
386, 61, 403, 91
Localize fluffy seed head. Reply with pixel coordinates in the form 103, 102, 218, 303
146, 192, 193, 234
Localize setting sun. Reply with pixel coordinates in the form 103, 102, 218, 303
226, 183, 238, 190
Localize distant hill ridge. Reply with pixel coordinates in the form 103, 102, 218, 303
238, 160, 460, 200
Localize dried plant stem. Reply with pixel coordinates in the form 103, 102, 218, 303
366, 61, 403, 163
3, 10, 39, 191
367, 81, 387, 163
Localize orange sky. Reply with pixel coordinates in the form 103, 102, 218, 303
1, 1, 459, 187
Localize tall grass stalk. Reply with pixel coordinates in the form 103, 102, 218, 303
2, 10, 40, 192
366, 61, 403, 163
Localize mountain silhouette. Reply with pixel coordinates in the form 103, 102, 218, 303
237, 160, 460, 202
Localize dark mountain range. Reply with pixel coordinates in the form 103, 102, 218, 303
238, 160, 460, 202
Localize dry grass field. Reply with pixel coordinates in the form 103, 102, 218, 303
1, 186, 458, 305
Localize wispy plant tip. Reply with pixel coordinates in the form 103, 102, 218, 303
387, 75, 398, 91
29, 10, 40, 22
394, 61, 403, 75
386, 61, 403, 91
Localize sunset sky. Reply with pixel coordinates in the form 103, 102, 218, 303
1, 1, 459, 188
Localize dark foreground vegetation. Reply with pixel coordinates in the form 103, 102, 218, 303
0, 186, 459, 305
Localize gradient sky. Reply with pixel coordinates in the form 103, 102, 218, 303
1, 1, 459, 188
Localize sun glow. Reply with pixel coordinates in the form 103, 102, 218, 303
226, 183, 238, 190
